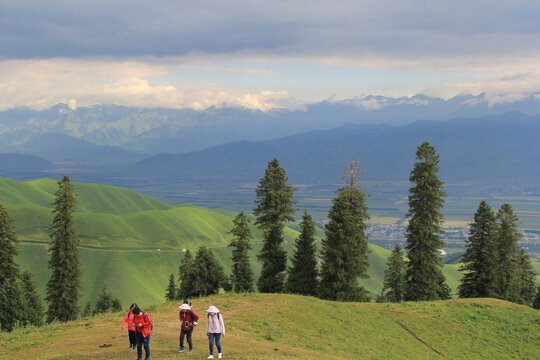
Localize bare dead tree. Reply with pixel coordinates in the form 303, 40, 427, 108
341, 158, 365, 190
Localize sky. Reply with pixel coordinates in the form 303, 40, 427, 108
1, 0, 539, 111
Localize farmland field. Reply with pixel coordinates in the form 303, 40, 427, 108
128, 181, 540, 230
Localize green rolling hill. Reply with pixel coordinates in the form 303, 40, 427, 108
2, 294, 539, 359
2, 177, 466, 308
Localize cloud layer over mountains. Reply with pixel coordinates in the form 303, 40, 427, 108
1, 1, 539, 111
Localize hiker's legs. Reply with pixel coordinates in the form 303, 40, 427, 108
143, 333, 151, 359
129, 330, 136, 347
186, 328, 193, 349
136, 332, 143, 359
180, 329, 186, 348
208, 333, 215, 355
215, 333, 222, 353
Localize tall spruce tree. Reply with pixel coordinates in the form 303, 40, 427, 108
493, 202, 538, 306
286, 209, 319, 296
0, 205, 36, 331
404, 142, 449, 301
505, 248, 537, 305
46, 175, 81, 322
319, 159, 370, 301
0, 280, 24, 331
495, 203, 520, 299
380, 245, 406, 302
20, 271, 44, 327
458, 201, 498, 298
533, 285, 540, 310
0, 204, 19, 286
229, 212, 254, 292
192, 247, 226, 297
254, 158, 296, 293
165, 273, 177, 300
178, 249, 194, 299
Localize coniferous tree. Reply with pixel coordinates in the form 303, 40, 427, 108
493, 203, 537, 305
0, 204, 19, 286
178, 249, 194, 300
0, 280, 24, 331
192, 247, 226, 297
0, 204, 25, 331
20, 271, 44, 327
380, 245, 406, 302
229, 212, 254, 292
94, 286, 122, 313
495, 203, 520, 299
458, 201, 498, 298
82, 301, 92, 317
165, 273, 177, 301
254, 158, 296, 293
505, 248, 537, 305
533, 285, 540, 310
319, 159, 370, 301
222, 274, 233, 292
46, 175, 81, 322
404, 142, 449, 301
286, 209, 319, 296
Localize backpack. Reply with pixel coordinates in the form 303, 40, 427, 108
143, 312, 154, 331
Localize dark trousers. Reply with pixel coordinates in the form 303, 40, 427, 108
128, 330, 136, 347
136, 332, 151, 359
180, 328, 193, 349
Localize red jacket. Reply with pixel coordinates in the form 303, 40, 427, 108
122, 310, 135, 331
133, 312, 153, 337
179, 309, 199, 331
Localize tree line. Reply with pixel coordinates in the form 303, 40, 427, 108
169, 142, 539, 308
2, 142, 539, 332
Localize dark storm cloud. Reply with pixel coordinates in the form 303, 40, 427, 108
1, 0, 539, 59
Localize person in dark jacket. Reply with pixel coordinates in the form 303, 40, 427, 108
178, 303, 199, 353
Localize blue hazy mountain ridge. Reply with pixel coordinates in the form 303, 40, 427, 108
14, 133, 145, 166
129, 112, 540, 184
0, 153, 52, 170
1, 93, 540, 155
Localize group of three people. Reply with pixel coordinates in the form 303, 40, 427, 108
122, 302, 226, 360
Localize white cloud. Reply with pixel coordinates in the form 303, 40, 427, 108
0, 59, 303, 111
67, 99, 77, 110
358, 98, 382, 110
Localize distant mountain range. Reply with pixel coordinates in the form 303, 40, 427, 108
1, 92, 540, 157
127, 112, 540, 184
13, 133, 145, 166
1, 102, 539, 190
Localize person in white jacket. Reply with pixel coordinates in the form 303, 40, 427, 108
206, 305, 225, 359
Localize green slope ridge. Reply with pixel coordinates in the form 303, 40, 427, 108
0, 177, 172, 214
2, 294, 538, 360
17, 242, 462, 308
0, 176, 491, 306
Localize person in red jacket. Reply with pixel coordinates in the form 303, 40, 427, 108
122, 303, 137, 349
178, 302, 199, 353
131, 306, 153, 360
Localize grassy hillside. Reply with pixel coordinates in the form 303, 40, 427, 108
0, 178, 172, 214
0, 176, 474, 306
2, 294, 539, 360
17, 241, 462, 309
